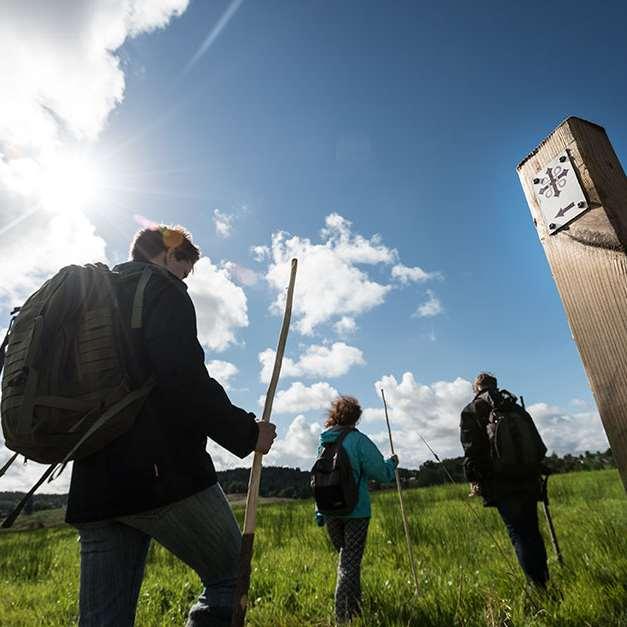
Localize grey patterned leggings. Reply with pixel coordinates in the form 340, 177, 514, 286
326, 517, 370, 622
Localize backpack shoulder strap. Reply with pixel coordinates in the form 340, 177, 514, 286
0, 452, 19, 480
339, 428, 362, 482
0, 308, 19, 376
130, 266, 154, 329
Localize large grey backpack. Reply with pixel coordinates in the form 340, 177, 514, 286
0, 263, 155, 527
483, 389, 547, 479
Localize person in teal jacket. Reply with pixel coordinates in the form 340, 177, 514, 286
316, 395, 398, 623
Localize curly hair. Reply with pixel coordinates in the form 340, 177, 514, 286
324, 395, 362, 428
130, 225, 200, 265
473, 372, 497, 394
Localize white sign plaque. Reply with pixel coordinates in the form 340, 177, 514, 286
532, 151, 588, 233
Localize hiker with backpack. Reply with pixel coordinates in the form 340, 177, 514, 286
0, 225, 276, 627
311, 395, 398, 623
460, 372, 549, 588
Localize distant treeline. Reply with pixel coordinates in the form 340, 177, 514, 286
0, 491, 68, 518
392, 448, 616, 489
219, 466, 312, 499
0, 448, 616, 516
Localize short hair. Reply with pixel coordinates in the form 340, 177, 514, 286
473, 372, 497, 394
324, 396, 362, 428
130, 225, 200, 264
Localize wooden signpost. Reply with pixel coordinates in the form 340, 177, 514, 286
517, 117, 627, 490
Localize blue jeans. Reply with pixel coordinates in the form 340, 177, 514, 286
75, 484, 241, 626
495, 493, 549, 587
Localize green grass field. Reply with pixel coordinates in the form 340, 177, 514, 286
1, 470, 625, 626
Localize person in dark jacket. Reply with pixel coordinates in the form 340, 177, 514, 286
460, 372, 549, 588
67, 225, 277, 627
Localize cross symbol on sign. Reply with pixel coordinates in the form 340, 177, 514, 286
532, 151, 588, 235
538, 166, 568, 198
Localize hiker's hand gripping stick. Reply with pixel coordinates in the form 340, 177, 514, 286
254, 421, 277, 454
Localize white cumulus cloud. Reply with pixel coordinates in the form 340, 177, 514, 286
203, 380, 609, 471
1, 462, 74, 494
222, 261, 259, 287
0, 0, 188, 194
186, 257, 248, 352
263, 214, 395, 335
0, 212, 108, 306
251, 245, 270, 262
260, 214, 442, 335
206, 360, 239, 390
213, 209, 234, 238
392, 263, 438, 284
363, 373, 610, 469
320, 213, 396, 264
204, 439, 246, 471
334, 316, 357, 336
265, 414, 322, 468
0, 0, 189, 305
0, 436, 73, 494
264, 381, 338, 415
362, 407, 386, 423
259, 342, 365, 384
362, 373, 476, 467
527, 402, 609, 455
415, 290, 443, 318
204, 414, 323, 471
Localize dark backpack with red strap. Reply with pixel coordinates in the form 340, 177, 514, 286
310, 428, 359, 516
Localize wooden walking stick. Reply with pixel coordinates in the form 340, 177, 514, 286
541, 474, 564, 565
231, 258, 297, 627
520, 396, 564, 566
380, 389, 420, 596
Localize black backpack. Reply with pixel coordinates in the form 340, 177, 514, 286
0, 263, 156, 527
482, 389, 547, 479
310, 428, 359, 516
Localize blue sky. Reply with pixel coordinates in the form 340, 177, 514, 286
1, 0, 625, 488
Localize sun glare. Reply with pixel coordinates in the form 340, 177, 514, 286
39, 152, 102, 214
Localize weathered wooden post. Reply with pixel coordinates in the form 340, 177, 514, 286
517, 116, 627, 490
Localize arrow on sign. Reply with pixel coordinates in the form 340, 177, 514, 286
554, 202, 575, 218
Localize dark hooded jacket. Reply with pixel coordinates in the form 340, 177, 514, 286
66, 262, 258, 523
460, 387, 541, 506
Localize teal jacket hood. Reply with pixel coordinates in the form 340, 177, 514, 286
319, 426, 351, 445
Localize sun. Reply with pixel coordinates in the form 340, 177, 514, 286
39, 150, 103, 214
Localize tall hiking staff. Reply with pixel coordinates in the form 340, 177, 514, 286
540, 475, 563, 565
380, 389, 420, 596
520, 396, 563, 566
231, 258, 297, 627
